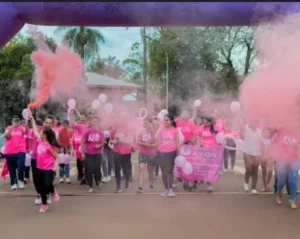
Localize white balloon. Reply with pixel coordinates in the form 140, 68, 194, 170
99, 94, 107, 103
91, 99, 101, 109
216, 133, 225, 144
104, 103, 113, 114
0, 146, 5, 155
109, 141, 114, 149
25, 153, 31, 167
22, 108, 31, 120
139, 108, 148, 119
182, 162, 193, 175
194, 99, 202, 107
157, 109, 168, 121
67, 99, 76, 109
175, 155, 187, 168
235, 139, 244, 150
230, 101, 241, 113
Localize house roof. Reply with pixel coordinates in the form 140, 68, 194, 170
85, 72, 142, 89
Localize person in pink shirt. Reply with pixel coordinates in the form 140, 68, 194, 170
156, 114, 180, 197
81, 115, 105, 193
193, 116, 219, 193
52, 116, 62, 139
31, 116, 54, 205
271, 128, 300, 210
223, 121, 240, 172
71, 130, 85, 184
68, 109, 88, 135
4, 116, 28, 190
30, 116, 60, 213
175, 110, 195, 144
136, 118, 157, 193
110, 119, 134, 193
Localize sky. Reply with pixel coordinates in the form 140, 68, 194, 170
19, 24, 142, 62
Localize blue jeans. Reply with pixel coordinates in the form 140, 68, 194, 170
59, 164, 70, 178
276, 160, 300, 202
5, 152, 26, 185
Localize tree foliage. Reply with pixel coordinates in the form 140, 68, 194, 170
0, 34, 58, 126
55, 26, 105, 64
125, 27, 256, 102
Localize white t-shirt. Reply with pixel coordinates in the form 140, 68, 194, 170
243, 125, 262, 156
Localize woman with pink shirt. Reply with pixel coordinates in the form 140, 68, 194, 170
156, 114, 180, 197
31, 116, 54, 205
136, 118, 157, 193
4, 116, 28, 190
110, 120, 134, 193
52, 116, 62, 139
223, 121, 239, 172
272, 128, 300, 209
30, 116, 60, 213
71, 130, 85, 184
193, 116, 218, 193
175, 110, 195, 144
81, 115, 105, 193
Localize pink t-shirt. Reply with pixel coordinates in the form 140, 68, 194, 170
72, 123, 88, 136
4, 126, 26, 154
271, 129, 300, 160
36, 141, 55, 170
31, 126, 43, 160
82, 128, 105, 155
110, 128, 133, 155
72, 133, 82, 159
52, 126, 63, 139
214, 119, 226, 133
196, 125, 218, 148
25, 129, 33, 151
138, 128, 156, 156
157, 127, 177, 153
175, 118, 195, 143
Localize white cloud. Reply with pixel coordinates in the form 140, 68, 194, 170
19, 24, 141, 62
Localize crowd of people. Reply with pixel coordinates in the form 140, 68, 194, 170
1, 105, 299, 212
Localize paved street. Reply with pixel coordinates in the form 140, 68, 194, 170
0, 153, 300, 239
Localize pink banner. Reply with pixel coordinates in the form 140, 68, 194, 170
174, 145, 224, 183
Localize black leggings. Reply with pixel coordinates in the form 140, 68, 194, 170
76, 158, 85, 179
35, 168, 55, 205
114, 153, 131, 188
31, 159, 39, 194
25, 166, 30, 179
85, 153, 102, 188
223, 149, 236, 169
158, 151, 177, 190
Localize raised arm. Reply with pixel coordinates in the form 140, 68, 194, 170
30, 117, 41, 140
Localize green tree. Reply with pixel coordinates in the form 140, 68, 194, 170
55, 27, 105, 63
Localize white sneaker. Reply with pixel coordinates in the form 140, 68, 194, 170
251, 189, 258, 195
244, 182, 249, 192
59, 178, 64, 183
35, 196, 42, 205
207, 185, 213, 193
102, 177, 109, 183
11, 184, 17, 190
18, 180, 24, 189
47, 195, 52, 205
66, 178, 71, 184
223, 169, 228, 173
106, 176, 112, 182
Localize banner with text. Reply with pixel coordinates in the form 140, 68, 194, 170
174, 145, 224, 183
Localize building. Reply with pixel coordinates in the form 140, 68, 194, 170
84, 72, 143, 102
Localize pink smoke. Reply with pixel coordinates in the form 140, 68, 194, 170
239, 13, 300, 131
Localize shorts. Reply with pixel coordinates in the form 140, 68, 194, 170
138, 154, 156, 165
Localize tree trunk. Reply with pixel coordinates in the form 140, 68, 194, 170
142, 27, 148, 103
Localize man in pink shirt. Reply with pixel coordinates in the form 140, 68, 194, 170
4, 116, 28, 190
